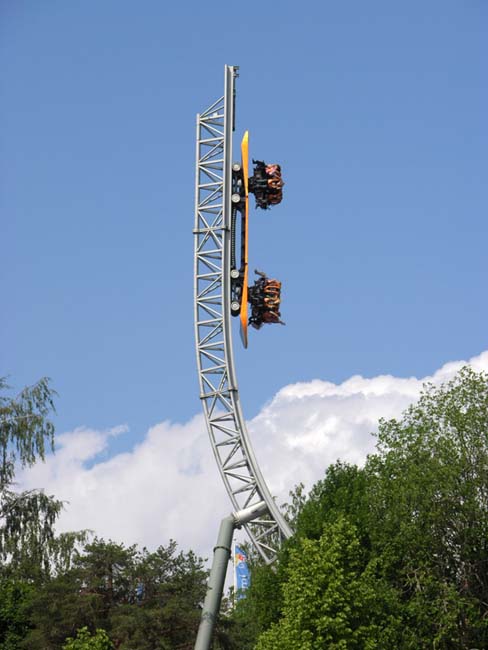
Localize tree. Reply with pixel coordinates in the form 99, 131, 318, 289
0, 377, 88, 649
22, 539, 211, 650
0, 377, 63, 576
228, 463, 372, 648
238, 367, 488, 650
0, 578, 35, 650
76, 539, 138, 610
366, 366, 488, 647
63, 627, 113, 650
256, 517, 400, 650
108, 541, 208, 649
0, 380, 225, 649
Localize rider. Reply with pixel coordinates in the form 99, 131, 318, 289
249, 160, 285, 209
249, 270, 285, 329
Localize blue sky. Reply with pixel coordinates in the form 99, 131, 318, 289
2, 2, 487, 551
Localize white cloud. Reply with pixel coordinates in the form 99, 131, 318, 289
18, 350, 488, 559
248, 350, 488, 499
19, 416, 229, 559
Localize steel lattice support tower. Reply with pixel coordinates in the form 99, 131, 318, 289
193, 65, 292, 563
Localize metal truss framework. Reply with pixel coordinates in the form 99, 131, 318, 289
193, 65, 292, 563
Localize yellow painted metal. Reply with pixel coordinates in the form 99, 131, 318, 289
239, 130, 249, 348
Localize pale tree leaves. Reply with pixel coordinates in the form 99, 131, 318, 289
0, 378, 85, 577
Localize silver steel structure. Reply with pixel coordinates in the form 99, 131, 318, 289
194, 65, 292, 563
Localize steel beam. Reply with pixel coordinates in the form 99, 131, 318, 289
194, 65, 292, 564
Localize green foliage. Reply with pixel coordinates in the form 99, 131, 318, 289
5, 369, 487, 649
20, 571, 102, 649
63, 627, 113, 650
294, 463, 369, 541
105, 541, 207, 649
0, 378, 57, 573
108, 542, 207, 649
235, 367, 488, 650
0, 377, 220, 650
0, 377, 55, 487
0, 578, 34, 650
365, 366, 488, 647
0, 378, 85, 580
75, 539, 138, 609
256, 518, 400, 650
21, 539, 210, 650
282, 482, 307, 525
229, 560, 285, 647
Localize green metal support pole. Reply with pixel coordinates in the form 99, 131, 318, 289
194, 502, 268, 650
194, 515, 235, 650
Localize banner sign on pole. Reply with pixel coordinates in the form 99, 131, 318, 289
234, 544, 250, 599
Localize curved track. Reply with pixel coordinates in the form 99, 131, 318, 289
193, 66, 292, 563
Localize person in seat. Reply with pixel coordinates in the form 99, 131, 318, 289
248, 270, 285, 329
249, 160, 285, 209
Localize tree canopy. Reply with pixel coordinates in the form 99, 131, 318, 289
21, 538, 209, 649
3, 368, 487, 649
0, 378, 226, 649
233, 367, 488, 649
0, 377, 87, 579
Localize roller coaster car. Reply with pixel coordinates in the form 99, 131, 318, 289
248, 160, 284, 210
248, 271, 285, 330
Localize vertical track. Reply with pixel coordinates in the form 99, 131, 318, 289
194, 65, 292, 563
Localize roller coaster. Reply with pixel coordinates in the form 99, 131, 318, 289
193, 65, 291, 647
194, 64, 291, 560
